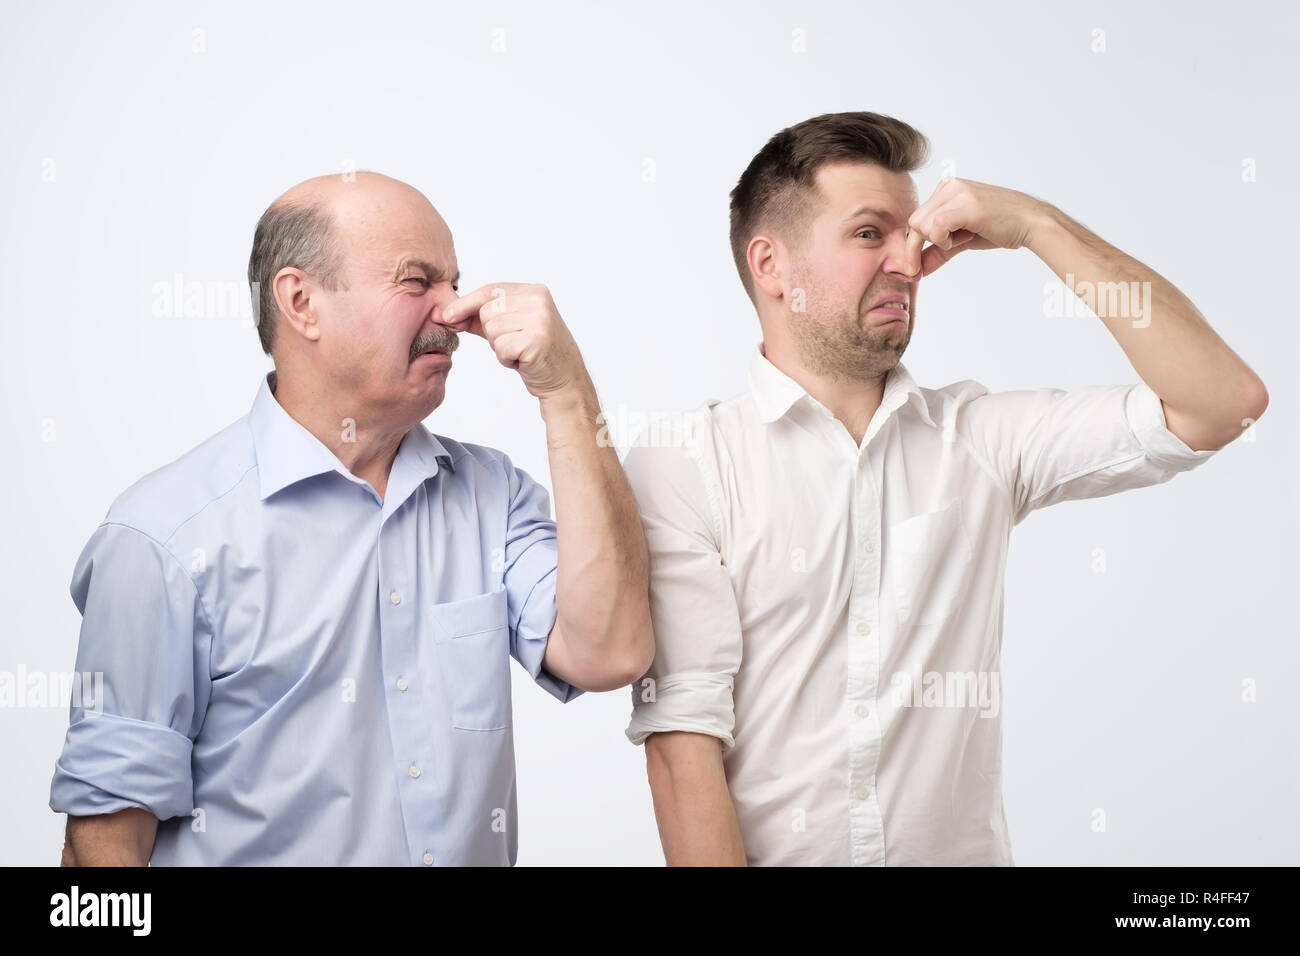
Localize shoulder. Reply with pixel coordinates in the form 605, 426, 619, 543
617, 394, 750, 533
620, 392, 745, 475
425, 431, 552, 505
103, 416, 258, 547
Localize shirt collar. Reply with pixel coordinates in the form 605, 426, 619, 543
747, 341, 937, 430
249, 370, 455, 502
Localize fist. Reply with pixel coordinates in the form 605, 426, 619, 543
904, 178, 1048, 278
439, 283, 589, 401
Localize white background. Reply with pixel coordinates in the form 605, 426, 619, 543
2, 0, 1296, 865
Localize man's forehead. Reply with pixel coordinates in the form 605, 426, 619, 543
814, 161, 918, 219
350, 215, 457, 274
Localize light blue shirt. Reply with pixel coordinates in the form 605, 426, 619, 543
49, 370, 582, 865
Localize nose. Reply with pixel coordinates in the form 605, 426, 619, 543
431, 285, 459, 326
882, 227, 920, 282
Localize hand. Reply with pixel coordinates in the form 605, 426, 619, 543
903, 178, 1049, 278
440, 283, 591, 402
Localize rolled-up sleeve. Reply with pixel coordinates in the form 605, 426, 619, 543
49, 522, 213, 822
499, 456, 583, 704
955, 381, 1221, 525
622, 435, 743, 750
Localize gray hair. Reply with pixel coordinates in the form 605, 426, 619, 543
247, 200, 347, 355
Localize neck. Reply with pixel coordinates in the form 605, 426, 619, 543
270, 368, 409, 500
760, 341, 887, 447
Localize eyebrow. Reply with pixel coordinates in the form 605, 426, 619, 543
394, 258, 460, 286
841, 206, 899, 225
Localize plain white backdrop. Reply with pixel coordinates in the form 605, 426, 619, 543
2, 0, 1296, 865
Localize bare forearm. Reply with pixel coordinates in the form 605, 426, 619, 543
62, 808, 156, 866
539, 378, 653, 684
1026, 203, 1267, 444
646, 732, 747, 866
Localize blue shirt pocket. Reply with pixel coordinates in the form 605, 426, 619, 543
430, 588, 511, 731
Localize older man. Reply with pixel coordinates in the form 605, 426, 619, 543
50, 172, 653, 866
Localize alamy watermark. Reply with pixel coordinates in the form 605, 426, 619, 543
0, 666, 103, 710
1044, 273, 1152, 328
889, 670, 1001, 718
596, 406, 704, 451
151, 274, 259, 327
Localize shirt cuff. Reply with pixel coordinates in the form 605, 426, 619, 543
49, 710, 195, 821
513, 569, 584, 704
625, 672, 736, 749
1126, 382, 1221, 472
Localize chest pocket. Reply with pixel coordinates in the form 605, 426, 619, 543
431, 588, 511, 731
889, 498, 973, 627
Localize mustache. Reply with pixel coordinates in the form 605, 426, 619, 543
409, 327, 461, 363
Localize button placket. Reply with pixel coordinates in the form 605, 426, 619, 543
847, 457, 886, 866
376, 524, 440, 869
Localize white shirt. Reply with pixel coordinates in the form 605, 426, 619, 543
622, 342, 1219, 866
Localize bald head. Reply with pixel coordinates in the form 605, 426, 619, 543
247, 171, 449, 355
279, 169, 426, 203
246, 170, 463, 432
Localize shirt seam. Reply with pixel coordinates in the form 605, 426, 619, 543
1024, 450, 1148, 512
685, 411, 726, 546
949, 428, 1016, 507
157, 461, 260, 547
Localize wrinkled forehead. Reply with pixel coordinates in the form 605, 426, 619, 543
812, 161, 919, 225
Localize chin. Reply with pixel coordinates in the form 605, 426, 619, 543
421, 384, 446, 415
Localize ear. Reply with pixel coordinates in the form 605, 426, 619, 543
747, 234, 785, 301
272, 267, 323, 344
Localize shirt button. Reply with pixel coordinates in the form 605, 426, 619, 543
422, 852, 434, 866
408, 764, 422, 779
855, 703, 869, 718
396, 678, 409, 692
854, 785, 870, 800
389, 590, 402, 605
855, 622, 870, 636
864, 540, 875, 553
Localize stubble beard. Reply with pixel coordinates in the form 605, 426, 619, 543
789, 284, 913, 384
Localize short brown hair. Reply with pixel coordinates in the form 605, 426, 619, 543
728, 111, 929, 301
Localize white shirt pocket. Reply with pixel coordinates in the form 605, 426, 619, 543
430, 588, 512, 731
889, 498, 974, 627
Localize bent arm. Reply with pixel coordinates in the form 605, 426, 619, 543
1026, 205, 1268, 450
540, 378, 654, 692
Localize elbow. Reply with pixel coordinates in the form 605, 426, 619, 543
626, 619, 656, 685
1217, 375, 1269, 447
1193, 374, 1269, 450
1240, 376, 1269, 429
553, 598, 654, 691
604, 602, 656, 688
564, 624, 654, 692
608, 626, 655, 690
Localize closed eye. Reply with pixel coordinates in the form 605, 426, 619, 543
403, 276, 430, 290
